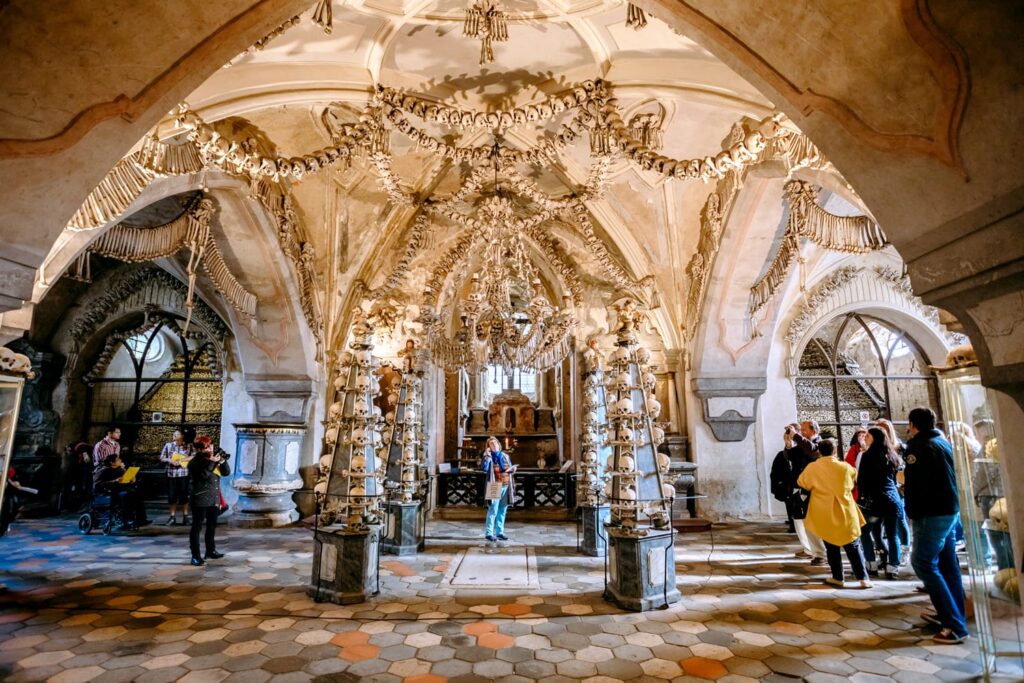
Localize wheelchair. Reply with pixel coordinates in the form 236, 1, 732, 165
77, 493, 128, 535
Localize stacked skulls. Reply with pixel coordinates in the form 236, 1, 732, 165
602, 304, 671, 533
315, 310, 385, 530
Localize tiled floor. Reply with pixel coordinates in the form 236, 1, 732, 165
0, 512, 1017, 682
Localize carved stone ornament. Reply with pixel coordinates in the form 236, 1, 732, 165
691, 377, 767, 443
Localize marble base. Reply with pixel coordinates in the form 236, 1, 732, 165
605, 528, 681, 611
231, 492, 300, 528
308, 526, 380, 604
580, 505, 609, 557
382, 500, 423, 556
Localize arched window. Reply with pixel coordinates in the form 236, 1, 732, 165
795, 313, 941, 446
485, 365, 537, 401
85, 318, 222, 465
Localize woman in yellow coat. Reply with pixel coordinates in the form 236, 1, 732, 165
797, 439, 872, 588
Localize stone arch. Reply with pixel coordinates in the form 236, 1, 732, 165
784, 266, 952, 377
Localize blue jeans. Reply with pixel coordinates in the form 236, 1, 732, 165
485, 485, 510, 537
911, 514, 967, 637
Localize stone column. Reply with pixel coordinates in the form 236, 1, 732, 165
232, 423, 305, 527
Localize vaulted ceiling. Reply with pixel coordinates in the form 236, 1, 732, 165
168, 0, 775, 351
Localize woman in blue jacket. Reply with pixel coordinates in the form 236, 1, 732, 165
481, 436, 516, 542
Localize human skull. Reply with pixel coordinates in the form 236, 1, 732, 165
371, 404, 382, 418
614, 371, 631, 390
351, 428, 368, 446
325, 427, 339, 445
405, 406, 417, 422
606, 455, 616, 470
388, 392, 399, 405
339, 350, 354, 366
371, 430, 382, 446
617, 427, 633, 443
353, 398, 370, 417
647, 398, 662, 417
355, 350, 372, 367
328, 402, 343, 420
619, 455, 635, 472
989, 498, 1010, 530
403, 446, 417, 463
314, 481, 328, 495
657, 453, 670, 472
355, 374, 370, 391
652, 426, 665, 446
616, 397, 633, 415
351, 454, 366, 470
610, 347, 628, 364
945, 344, 977, 369
385, 410, 396, 424
620, 487, 637, 501
584, 449, 597, 463
635, 347, 651, 364
333, 375, 347, 391
319, 454, 333, 469
642, 371, 657, 389
661, 483, 676, 499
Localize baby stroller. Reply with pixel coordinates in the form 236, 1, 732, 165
77, 493, 128, 535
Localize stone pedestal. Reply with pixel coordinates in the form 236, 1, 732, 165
231, 424, 305, 528
382, 500, 423, 556
580, 505, 609, 557
669, 461, 698, 520
467, 408, 488, 434
605, 528, 681, 611
309, 526, 381, 604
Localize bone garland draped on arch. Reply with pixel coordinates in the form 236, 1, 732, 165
682, 120, 833, 345
88, 197, 257, 332
748, 180, 887, 316
175, 81, 793, 186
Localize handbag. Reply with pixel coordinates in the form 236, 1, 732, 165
484, 480, 504, 501
217, 490, 229, 515
790, 487, 810, 520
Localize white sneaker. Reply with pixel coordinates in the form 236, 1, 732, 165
858, 579, 873, 589
824, 577, 845, 588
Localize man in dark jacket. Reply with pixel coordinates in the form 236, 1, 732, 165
904, 407, 967, 644
770, 448, 795, 533
786, 421, 826, 564
187, 436, 230, 566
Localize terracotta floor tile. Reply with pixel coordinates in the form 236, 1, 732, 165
680, 656, 729, 679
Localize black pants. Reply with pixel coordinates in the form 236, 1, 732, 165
189, 506, 219, 559
824, 538, 868, 581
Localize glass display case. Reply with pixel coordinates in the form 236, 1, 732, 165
937, 367, 1023, 677
0, 375, 26, 532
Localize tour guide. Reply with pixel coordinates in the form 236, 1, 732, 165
481, 436, 517, 542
